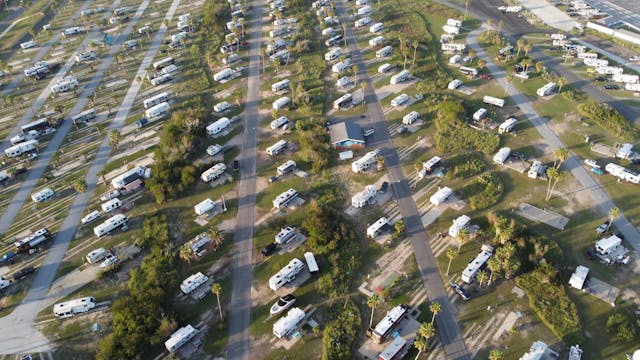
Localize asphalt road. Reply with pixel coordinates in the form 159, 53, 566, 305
335, 2, 470, 359
467, 26, 640, 252
226, 0, 263, 359
584, 0, 640, 29
0, 0, 182, 353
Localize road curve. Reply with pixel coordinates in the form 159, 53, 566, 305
226, 0, 263, 358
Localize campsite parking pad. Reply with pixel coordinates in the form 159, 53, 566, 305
516, 203, 569, 230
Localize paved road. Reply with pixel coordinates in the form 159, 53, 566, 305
335, 1, 470, 359
0, 0, 177, 353
584, 0, 640, 29
467, 26, 640, 252
226, 0, 263, 359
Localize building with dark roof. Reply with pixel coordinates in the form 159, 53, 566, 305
328, 121, 364, 150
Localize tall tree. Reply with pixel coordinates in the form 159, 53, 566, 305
553, 147, 569, 169
557, 76, 567, 93
73, 178, 88, 198
414, 336, 428, 360
211, 283, 223, 320
456, 227, 469, 253
487, 257, 502, 284
477, 270, 489, 288
524, 43, 532, 56
429, 301, 441, 325
412, 40, 419, 67
516, 38, 525, 57
97, 169, 107, 186
464, 0, 471, 19
606, 207, 620, 232
545, 167, 563, 201
367, 294, 381, 327
535, 61, 545, 73
108, 129, 121, 150
419, 321, 435, 340
446, 247, 457, 275
179, 244, 192, 264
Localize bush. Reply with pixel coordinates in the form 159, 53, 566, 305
577, 102, 636, 141
516, 266, 582, 344
464, 173, 504, 210
434, 101, 500, 155
322, 301, 360, 360
606, 313, 637, 341
445, 153, 486, 180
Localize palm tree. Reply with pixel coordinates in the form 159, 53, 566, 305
487, 19, 494, 30
606, 207, 620, 232
209, 225, 224, 247
352, 64, 359, 85
478, 59, 487, 70
557, 76, 567, 93
446, 247, 457, 275
179, 244, 192, 264
489, 349, 504, 360
97, 169, 107, 185
360, 81, 367, 107
487, 257, 502, 284
524, 43, 532, 56
367, 294, 381, 327
545, 167, 563, 201
516, 38, 525, 57
456, 227, 469, 253
414, 336, 428, 360
477, 270, 489, 288
260, 47, 267, 72
553, 147, 569, 169
211, 283, 223, 320
73, 178, 88, 198
522, 58, 533, 72
419, 322, 435, 341
464, 0, 471, 19
411, 40, 419, 67
535, 61, 545, 73
429, 301, 441, 325
497, 20, 504, 35
342, 23, 348, 46
468, 49, 477, 61
108, 129, 121, 150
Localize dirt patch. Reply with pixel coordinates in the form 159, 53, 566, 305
583, 34, 637, 60
547, 112, 579, 135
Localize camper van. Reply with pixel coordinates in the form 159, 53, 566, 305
165, 325, 198, 353
266, 140, 288, 156
472, 108, 488, 121
498, 118, 517, 134
376, 45, 392, 58
31, 188, 55, 202
86, 248, 108, 264
277, 160, 297, 176
275, 226, 297, 244
357, 5, 372, 16
493, 147, 511, 165
206, 117, 231, 136
369, 22, 384, 33
273, 188, 298, 209
355, 16, 371, 28
378, 63, 392, 74
368, 36, 385, 47
448, 79, 462, 90
272, 96, 291, 110
101, 198, 123, 213
271, 116, 289, 130
180, 272, 209, 294
333, 93, 353, 109
390, 94, 409, 107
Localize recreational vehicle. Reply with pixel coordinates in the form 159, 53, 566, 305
449, 54, 462, 64
275, 226, 297, 244
333, 93, 353, 109
111, 166, 147, 189
390, 70, 410, 85
584, 58, 608, 67
448, 79, 462, 90
528, 160, 543, 179
304, 252, 319, 273
194, 198, 216, 216
81, 210, 101, 225
355, 17, 371, 28
213, 68, 233, 82
356, 5, 371, 16
206, 117, 231, 136
493, 147, 511, 165
459, 66, 477, 77
101, 198, 123, 212
537, 82, 557, 96
201, 163, 226, 182
332, 58, 351, 73
273, 188, 298, 209
14, 228, 51, 251
605, 163, 640, 184
93, 214, 128, 237
449, 215, 471, 238
86, 248, 108, 264
369, 22, 384, 33
61, 27, 81, 37
4, 140, 38, 157
271, 79, 291, 92
352, 149, 380, 173
266, 140, 288, 156
273, 308, 305, 338
441, 43, 466, 52
443, 24, 460, 35
498, 118, 517, 134
322, 27, 336, 36
153, 57, 175, 70
277, 160, 296, 176
31, 187, 55, 202
390, 94, 409, 107
144, 102, 170, 119
206, 144, 222, 156
165, 325, 198, 353
367, 217, 389, 238
150, 73, 173, 86
472, 108, 488, 121
369, 35, 385, 47
71, 108, 97, 124
143, 92, 170, 109
461, 244, 494, 283
402, 111, 419, 125
369, 305, 408, 343
20, 40, 38, 49
483, 96, 505, 107
272, 96, 291, 110
352, 185, 377, 208
75, 50, 97, 63
269, 258, 305, 291
180, 272, 209, 294
51, 77, 78, 94
324, 47, 343, 61
376, 45, 392, 58
53, 297, 96, 318
430, 186, 452, 206
447, 18, 463, 27
378, 63, 392, 74
271, 116, 289, 130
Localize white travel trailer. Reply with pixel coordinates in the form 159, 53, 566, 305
336, 76, 351, 87
51, 77, 78, 94
272, 96, 291, 110
269, 258, 305, 291
145, 102, 170, 119
390, 94, 409, 107
369, 22, 384, 33
493, 147, 511, 165
273, 188, 298, 209
275, 226, 297, 244
369, 35, 385, 47
150, 73, 173, 86
355, 16, 371, 27
448, 79, 462, 90
595, 66, 623, 75
93, 214, 128, 237
430, 186, 452, 206
61, 26, 81, 37
304, 252, 319, 273
356, 0, 368, 5
498, 117, 517, 134
322, 27, 336, 36
201, 163, 226, 182
86, 248, 108, 264
273, 308, 305, 338
143, 92, 171, 109
101, 198, 123, 212
371, 305, 408, 343
625, 83, 640, 91
180, 272, 209, 294
357, 5, 372, 16
333, 93, 353, 109
616, 143, 634, 159
442, 24, 460, 35
214, 68, 233, 82
213, 101, 230, 113
612, 74, 639, 84
483, 96, 505, 107
376, 45, 392, 58
270, 49, 289, 63
111, 166, 147, 189
537, 82, 557, 97
271, 116, 289, 130
4, 139, 38, 157
441, 43, 466, 52
367, 217, 389, 238
449, 54, 462, 64
459, 66, 477, 77
123, 39, 138, 49
206, 117, 231, 136
53, 297, 96, 318
447, 18, 463, 27
473, 108, 488, 121
419, 156, 442, 179
171, 31, 188, 43
272, 79, 291, 92
75, 50, 97, 63
20, 40, 38, 49
528, 160, 543, 179
605, 163, 640, 184
448, 215, 471, 238
81, 210, 101, 225
223, 54, 240, 65
461, 244, 494, 283
569, 265, 589, 290
31, 187, 54, 202
194, 198, 216, 215
266, 140, 288, 156
165, 325, 198, 353
138, 26, 151, 34
332, 58, 351, 73
113, 6, 130, 16
277, 160, 297, 176
352, 149, 380, 173
390, 70, 410, 85
596, 235, 623, 255
378, 63, 392, 74
584, 58, 608, 67
577, 52, 598, 60
153, 57, 175, 70
550, 33, 566, 40
352, 185, 377, 208
402, 111, 419, 125
324, 47, 343, 61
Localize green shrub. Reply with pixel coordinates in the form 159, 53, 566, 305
446, 153, 486, 179
322, 301, 360, 360
434, 101, 500, 154
606, 313, 637, 341
577, 102, 636, 141
464, 173, 504, 210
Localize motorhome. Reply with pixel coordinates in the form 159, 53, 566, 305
333, 93, 353, 109
273, 308, 305, 338
595, 66, 623, 75
53, 297, 96, 318
61, 27, 81, 37
612, 73, 639, 84
14, 228, 51, 251
577, 52, 598, 60
390, 94, 409, 107
269, 27, 288, 38
101, 198, 123, 213
443, 24, 460, 35
20, 40, 38, 49
324, 47, 343, 61
272, 96, 291, 110
584, 58, 608, 67
143, 92, 170, 109
352, 185, 377, 208
498, 117, 517, 134
269, 49, 289, 63
273, 188, 298, 209
483, 96, 505, 107
111, 166, 147, 189
605, 163, 640, 184
332, 58, 351, 73
113, 6, 130, 16
528, 160, 543, 179
206, 144, 222, 156
493, 147, 511, 165
194, 198, 216, 216
277, 160, 297, 176
376, 45, 392, 58
81, 210, 101, 225
201, 163, 226, 182
447, 18, 463, 27
269, 258, 305, 291
449, 54, 462, 64
472, 108, 488, 121
31, 187, 54, 202
304, 252, 319, 273
270, 116, 289, 130
369, 305, 408, 343
379, 336, 409, 360
369, 35, 385, 47
430, 186, 452, 205
367, 217, 389, 238
357, 5, 371, 16
355, 16, 371, 27
180, 272, 209, 294
275, 226, 297, 244
10, 130, 39, 145
596, 235, 623, 255
461, 244, 494, 283
536, 82, 557, 96
138, 26, 151, 34
93, 214, 128, 237
75, 50, 97, 63
272, 79, 291, 92
153, 57, 175, 70
369, 22, 384, 33
86, 248, 108, 264
336, 76, 351, 87
71, 108, 97, 124
378, 63, 392, 74
144, 102, 170, 119
441, 43, 466, 52
616, 143, 634, 159
459, 66, 478, 77
352, 149, 380, 173
325, 34, 344, 47
448, 215, 471, 238
223, 54, 240, 65
390, 70, 410, 85
150, 73, 173, 86
206, 117, 231, 136
266, 140, 288, 156
171, 31, 188, 44
420, 156, 442, 178
4, 140, 38, 157
448, 79, 462, 90
23, 61, 49, 77
402, 111, 419, 125
165, 325, 198, 353
51, 77, 78, 94
213, 68, 233, 82
123, 39, 138, 49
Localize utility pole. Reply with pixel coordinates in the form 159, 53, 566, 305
221, 195, 227, 212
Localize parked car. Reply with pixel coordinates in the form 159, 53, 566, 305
397, 126, 408, 134
593, 76, 607, 82
12, 266, 35, 281
0, 251, 16, 265
269, 176, 278, 183
449, 282, 471, 301
269, 294, 296, 315
379, 181, 389, 194
629, 56, 640, 62
602, 84, 619, 90
363, 128, 375, 137
585, 246, 597, 260
591, 167, 604, 175
479, 74, 492, 80
100, 253, 118, 268
261, 243, 277, 256
233, 160, 240, 171
596, 221, 610, 234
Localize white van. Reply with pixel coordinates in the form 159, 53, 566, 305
81, 210, 101, 225
86, 248, 108, 264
